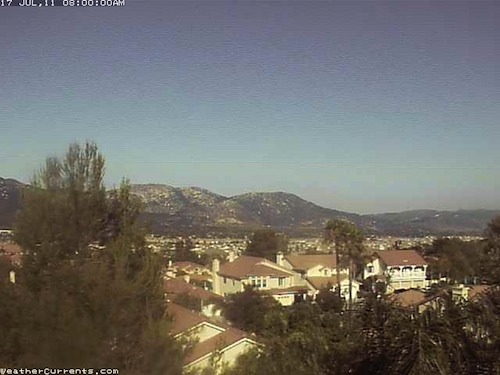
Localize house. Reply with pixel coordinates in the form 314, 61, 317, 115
164, 277, 223, 317
168, 303, 258, 373
212, 255, 307, 306
451, 284, 492, 302
364, 249, 428, 292
305, 275, 361, 301
0, 243, 22, 284
280, 254, 359, 301
166, 261, 213, 290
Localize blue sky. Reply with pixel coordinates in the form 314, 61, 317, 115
1, 1, 499, 214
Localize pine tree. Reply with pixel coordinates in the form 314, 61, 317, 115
7, 142, 184, 374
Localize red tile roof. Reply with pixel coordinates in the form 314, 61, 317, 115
218, 256, 293, 279
166, 303, 256, 365
468, 285, 490, 300
284, 254, 337, 271
377, 250, 427, 267
167, 303, 207, 335
183, 327, 249, 365
306, 275, 349, 291
164, 278, 222, 302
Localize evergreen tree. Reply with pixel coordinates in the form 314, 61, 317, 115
5, 142, 184, 374
245, 229, 288, 261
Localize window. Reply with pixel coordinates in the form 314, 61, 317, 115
223, 277, 227, 284
367, 265, 374, 273
278, 278, 285, 287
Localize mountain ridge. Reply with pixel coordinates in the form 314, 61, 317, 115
1, 178, 499, 236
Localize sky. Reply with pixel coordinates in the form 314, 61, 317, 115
0, 1, 499, 214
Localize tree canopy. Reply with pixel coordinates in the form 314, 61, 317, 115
244, 228, 288, 261
2, 142, 184, 374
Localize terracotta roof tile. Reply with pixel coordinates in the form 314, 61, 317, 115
468, 285, 490, 300
167, 303, 206, 335
218, 256, 293, 279
164, 278, 222, 302
377, 250, 427, 267
166, 303, 256, 366
306, 275, 349, 290
184, 328, 250, 365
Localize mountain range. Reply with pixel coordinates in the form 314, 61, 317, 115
1, 177, 498, 236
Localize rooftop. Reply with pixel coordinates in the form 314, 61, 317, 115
377, 249, 427, 267
218, 255, 294, 279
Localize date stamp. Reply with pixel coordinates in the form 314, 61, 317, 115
1, 0, 124, 6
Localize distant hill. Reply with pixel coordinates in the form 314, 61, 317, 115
129, 184, 500, 236
0, 178, 498, 236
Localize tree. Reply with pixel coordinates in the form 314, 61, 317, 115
222, 285, 280, 334
6, 142, 184, 374
425, 238, 480, 283
316, 283, 344, 312
483, 215, 500, 284
324, 219, 364, 311
244, 229, 288, 261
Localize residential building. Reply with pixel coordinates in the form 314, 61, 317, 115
168, 303, 257, 374
451, 284, 492, 302
364, 249, 428, 292
212, 255, 307, 306
163, 277, 223, 317
280, 254, 359, 301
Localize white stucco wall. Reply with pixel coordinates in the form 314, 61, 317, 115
185, 339, 257, 374
218, 276, 245, 296
190, 322, 225, 343
364, 258, 381, 279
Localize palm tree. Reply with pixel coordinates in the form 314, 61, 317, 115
324, 219, 364, 311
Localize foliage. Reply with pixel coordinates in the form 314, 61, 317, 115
245, 229, 288, 261
224, 287, 500, 375
482, 215, 500, 283
424, 238, 482, 283
222, 285, 281, 334
2, 142, 184, 374
324, 219, 365, 309
173, 292, 203, 311
316, 283, 344, 312
173, 237, 208, 265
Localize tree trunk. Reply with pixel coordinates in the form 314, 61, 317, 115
336, 242, 341, 300
348, 258, 353, 312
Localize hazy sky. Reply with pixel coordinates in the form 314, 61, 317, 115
1, 1, 499, 214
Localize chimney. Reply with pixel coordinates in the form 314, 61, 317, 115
276, 252, 284, 266
228, 251, 235, 263
165, 260, 176, 278
212, 259, 221, 295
